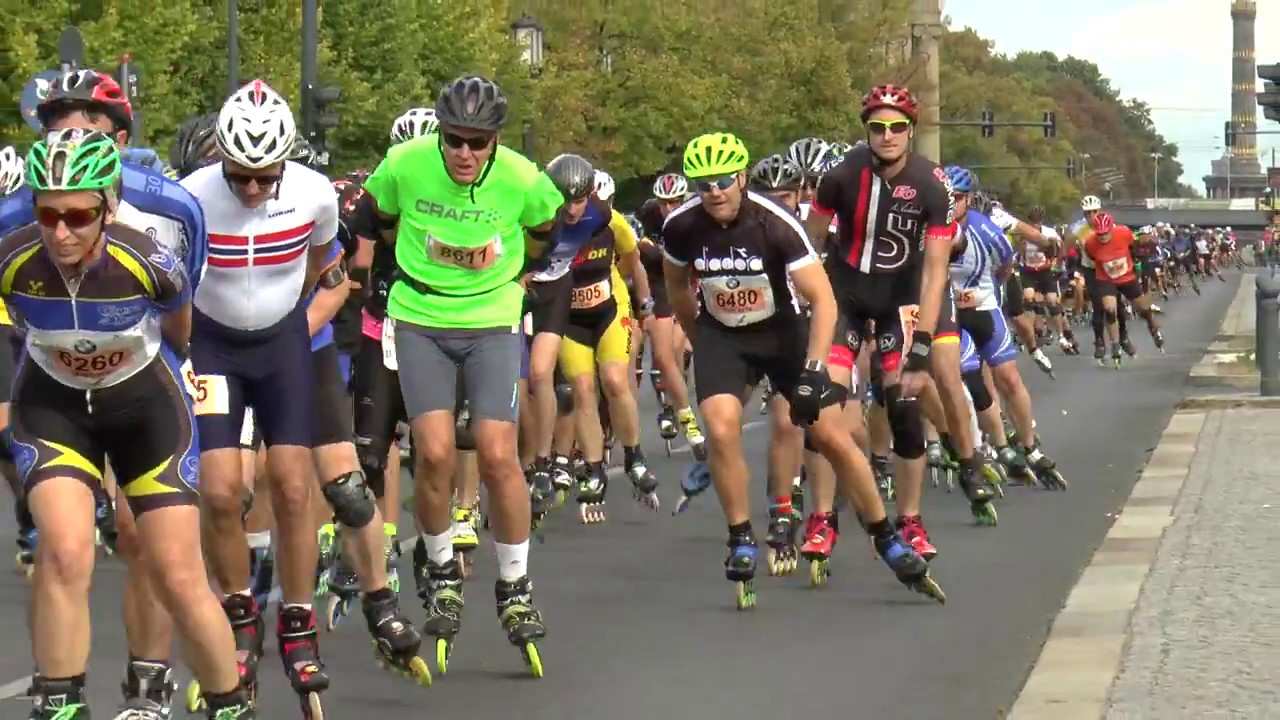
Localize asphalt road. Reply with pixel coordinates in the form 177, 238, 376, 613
0, 273, 1239, 719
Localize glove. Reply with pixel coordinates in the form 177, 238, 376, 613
789, 363, 831, 427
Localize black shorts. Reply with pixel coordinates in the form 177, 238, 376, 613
11, 347, 199, 516
353, 332, 405, 471
692, 319, 838, 410
190, 306, 314, 450
529, 274, 573, 337
312, 343, 353, 447
0, 325, 17, 404
1022, 268, 1059, 297
829, 269, 958, 376
1096, 279, 1143, 303
1003, 274, 1025, 317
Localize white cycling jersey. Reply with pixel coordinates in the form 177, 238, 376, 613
988, 206, 1018, 233
182, 161, 337, 330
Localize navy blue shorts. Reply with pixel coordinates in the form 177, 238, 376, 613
190, 305, 314, 450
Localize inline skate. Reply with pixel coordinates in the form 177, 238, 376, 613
726, 526, 759, 609
496, 577, 547, 677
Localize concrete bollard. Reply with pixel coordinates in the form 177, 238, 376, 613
1256, 273, 1280, 396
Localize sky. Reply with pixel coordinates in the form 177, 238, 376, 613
945, 0, 1279, 190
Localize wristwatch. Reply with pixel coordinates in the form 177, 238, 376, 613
639, 296, 656, 314
804, 359, 827, 373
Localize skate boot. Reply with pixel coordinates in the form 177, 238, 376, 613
725, 526, 759, 609
420, 557, 464, 675
800, 512, 838, 587
363, 589, 431, 685
577, 463, 608, 523
925, 440, 956, 491
1058, 334, 1079, 355
201, 690, 255, 719
1030, 347, 1054, 378
495, 576, 547, 677
673, 461, 711, 514
1093, 338, 1107, 367
29, 676, 88, 719
895, 514, 937, 561
16, 526, 36, 580
114, 660, 176, 720
1151, 328, 1166, 354
277, 606, 329, 719
656, 405, 678, 441
550, 453, 574, 506
871, 454, 894, 498
187, 594, 263, 713
624, 448, 660, 510
322, 551, 360, 632
527, 459, 556, 521
764, 499, 798, 576
1110, 342, 1123, 369
451, 504, 480, 577
957, 469, 998, 526
873, 531, 946, 604
676, 407, 706, 461
997, 445, 1037, 487
1120, 336, 1138, 358
1022, 441, 1068, 490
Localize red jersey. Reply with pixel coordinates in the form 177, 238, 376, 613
1084, 225, 1136, 285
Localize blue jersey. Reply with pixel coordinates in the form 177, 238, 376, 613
950, 209, 1014, 312
0, 163, 208, 289
532, 200, 609, 281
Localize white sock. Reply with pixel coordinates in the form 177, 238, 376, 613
247, 531, 272, 549
422, 531, 453, 566
494, 540, 529, 582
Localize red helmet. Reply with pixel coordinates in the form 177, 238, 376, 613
37, 70, 133, 134
1090, 212, 1115, 235
861, 84, 918, 123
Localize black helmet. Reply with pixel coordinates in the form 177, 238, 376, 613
749, 154, 803, 191
173, 112, 219, 179
545, 154, 595, 201
969, 191, 995, 215
436, 76, 508, 132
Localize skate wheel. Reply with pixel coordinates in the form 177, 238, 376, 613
1045, 469, 1068, 491
766, 548, 782, 577
554, 489, 568, 507
405, 655, 433, 687
22, 562, 33, 580
304, 690, 324, 720
808, 559, 829, 587
734, 580, 756, 610
186, 679, 205, 712
324, 594, 347, 632
435, 637, 451, 675
973, 504, 998, 527
1016, 467, 1039, 488
520, 642, 544, 678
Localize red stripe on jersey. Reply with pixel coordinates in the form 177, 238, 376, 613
844, 165, 873, 267
925, 221, 957, 243
207, 241, 308, 268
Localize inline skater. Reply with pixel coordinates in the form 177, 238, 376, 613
1071, 195, 1135, 359
0, 68, 211, 716
1018, 205, 1077, 354
663, 131, 943, 608
803, 86, 999, 559
785, 136, 830, 201
183, 80, 425, 714
543, 154, 658, 522
4, 130, 252, 720
1074, 212, 1166, 367
362, 75, 559, 677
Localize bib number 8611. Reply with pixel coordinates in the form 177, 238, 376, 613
58, 350, 126, 377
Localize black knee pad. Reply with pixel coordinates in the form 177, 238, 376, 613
1048, 304, 1064, 317
1103, 307, 1118, 324
884, 384, 924, 459
962, 369, 993, 412
555, 383, 573, 416
322, 470, 377, 529
355, 436, 387, 498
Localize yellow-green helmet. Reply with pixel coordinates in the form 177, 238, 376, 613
25, 129, 121, 194
682, 132, 750, 179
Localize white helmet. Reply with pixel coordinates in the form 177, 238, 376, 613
593, 169, 615, 202
786, 137, 830, 176
216, 79, 297, 169
1080, 195, 1102, 212
652, 172, 687, 200
390, 107, 438, 144
0, 146, 24, 195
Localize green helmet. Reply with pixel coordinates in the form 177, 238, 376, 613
682, 132, 750, 179
25, 129, 122, 193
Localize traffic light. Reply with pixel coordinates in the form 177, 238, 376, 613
307, 84, 342, 144
1043, 111, 1056, 138
1225, 120, 1236, 147
980, 110, 994, 139
1066, 157, 1077, 179
1260, 64, 1280, 123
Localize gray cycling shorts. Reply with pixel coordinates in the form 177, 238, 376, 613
396, 325, 521, 423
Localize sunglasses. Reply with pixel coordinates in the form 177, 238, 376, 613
695, 175, 737, 193
441, 131, 494, 151
223, 168, 282, 188
35, 204, 105, 229
867, 119, 912, 136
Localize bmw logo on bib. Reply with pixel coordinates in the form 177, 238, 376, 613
726, 278, 740, 290
74, 339, 97, 355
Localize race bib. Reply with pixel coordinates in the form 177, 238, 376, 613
186, 372, 229, 416
428, 234, 499, 271
701, 274, 776, 326
38, 334, 144, 384
381, 316, 398, 371
953, 289, 979, 309
1102, 256, 1130, 279
571, 278, 610, 310
898, 304, 920, 339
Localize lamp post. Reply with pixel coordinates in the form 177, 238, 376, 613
510, 13, 544, 160
1150, 151, 1163, 200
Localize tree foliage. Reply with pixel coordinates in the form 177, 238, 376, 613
0, 1, 1190, 217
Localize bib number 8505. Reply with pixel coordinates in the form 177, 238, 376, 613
58, 350, 126, 377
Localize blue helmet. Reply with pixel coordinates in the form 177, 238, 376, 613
943, 165, 975, 193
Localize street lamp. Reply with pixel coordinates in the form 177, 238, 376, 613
511, 14, 544, 70
1080, 153, 1091, 187
511, 13, 544, 160
1150, 151, 1163, 200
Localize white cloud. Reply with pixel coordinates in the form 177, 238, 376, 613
945, 0, 1280, 189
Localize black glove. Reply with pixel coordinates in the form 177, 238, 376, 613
789, 362, 831, 427
902, 331, 932, 374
